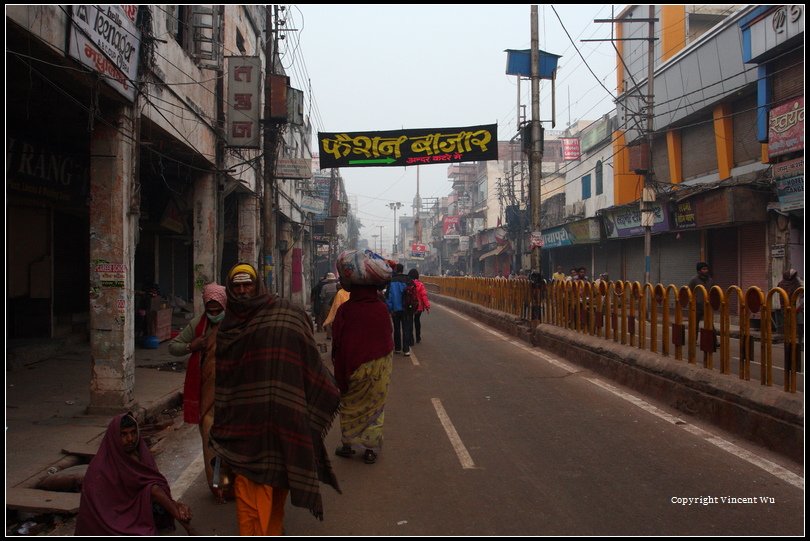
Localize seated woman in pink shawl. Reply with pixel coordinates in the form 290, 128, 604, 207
74, 413, 193, 535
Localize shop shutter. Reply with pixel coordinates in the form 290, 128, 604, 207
623, 237, 646, 284
732, 94, 760, 166
657, 231, 701, 288
652, 133, 669, 182
738, 223, 768, 293
773, 51, 803, 101
681, 116, 717, 179
53, 211, 89, 315
552, 245, 591, 277
710, 227, 739, 314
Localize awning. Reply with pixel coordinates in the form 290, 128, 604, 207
479, 244, 509, 261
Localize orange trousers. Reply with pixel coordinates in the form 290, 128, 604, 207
233, 474, 289, 536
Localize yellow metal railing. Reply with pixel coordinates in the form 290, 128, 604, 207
423, 276, 803, 393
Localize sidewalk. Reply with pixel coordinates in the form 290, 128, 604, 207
5, 320, 335, 531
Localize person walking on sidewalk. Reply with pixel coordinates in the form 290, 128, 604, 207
688, 261, 715, 325
332, 249, 394, 465
319, 273, 340, 337
75, 413, 193, 535
323, 281, 350, 333
210, 263, 341, 534
169, 282, 233, 502
407, 268, 430, 344
386, 263, 414, 356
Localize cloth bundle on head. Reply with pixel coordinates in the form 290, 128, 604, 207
325, 272, 337, 280
336, 249, 392, 287
203, 283, 227, 308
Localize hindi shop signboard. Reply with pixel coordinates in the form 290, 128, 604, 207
68, 6, 141, 102
774, 157, 804, 211
603, 203, 670, 238
318, 124, 498, 168
768, 97, 804, 158
226, 56, 261, 148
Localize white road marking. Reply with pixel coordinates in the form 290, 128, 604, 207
434, 302, 803, 488
585, 378, 804, 490
171, 451, 205, 498
408, 349, 420, 366
431, 398, 476, 469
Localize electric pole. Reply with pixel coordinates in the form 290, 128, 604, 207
641, 5, 656, 286
591, 7, 659, 285
388, 201, 403, 255
529, 6, 543, 276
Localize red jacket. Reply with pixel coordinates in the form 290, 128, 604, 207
414, 279, 430, 312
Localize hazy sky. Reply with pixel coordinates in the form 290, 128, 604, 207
283, 4, 624, 250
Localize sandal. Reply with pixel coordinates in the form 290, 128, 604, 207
335, 445, 355, 458
363, 449, 377, 464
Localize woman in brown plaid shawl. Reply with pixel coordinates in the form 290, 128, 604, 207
210, 263, 341, 535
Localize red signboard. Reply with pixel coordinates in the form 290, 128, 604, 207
443, 215, 460, 237
561, 138, 581, 161
411, 243, 428, 257
769, 97, 804, 158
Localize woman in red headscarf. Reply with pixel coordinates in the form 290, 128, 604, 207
170, 283, 232, 501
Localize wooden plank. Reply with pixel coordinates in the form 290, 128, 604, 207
6, 488, 80, 513
61, 443, 100, 458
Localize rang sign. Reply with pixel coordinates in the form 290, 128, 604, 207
318, 124, 498, 168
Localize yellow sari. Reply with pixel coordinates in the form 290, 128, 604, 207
339, 353, 393, 450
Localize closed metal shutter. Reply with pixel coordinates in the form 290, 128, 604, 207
623, 237, 646, 283
657, 230, 701, 288
732, 94, 760, 165
710, 227, 739, 314
773, 51, 803, 101
738, 223, 768, 292
652, 133, 669, 182
682, 115, 717, 179
593, 240, 624, 281
53, 211, 89, 315
552, 245, 592, 277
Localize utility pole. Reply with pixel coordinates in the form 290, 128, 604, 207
529, 6, 543, 276
388, 201, 403, 255
262, 6, 277, 292
641, 5, 656, 286
377, 225, 384, 254
590, 7, 659, 285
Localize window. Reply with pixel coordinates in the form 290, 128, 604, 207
595, 161, 603, 195
581, 174, 592, 200
236, 29, 246, 54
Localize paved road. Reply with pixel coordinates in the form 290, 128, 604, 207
154, 303, 803, 536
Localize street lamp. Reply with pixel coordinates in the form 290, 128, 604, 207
387, 202, 403, 254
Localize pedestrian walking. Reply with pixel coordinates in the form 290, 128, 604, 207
169, 283, 233, 502
310, 273, 330, 331
688, 261, 714, 324
332, 249, 394, 465
323, 281, 350, 332
407, 268, 430, 344
210, 263, 341, 534
75, 413, 193, 535
386, 263, 414, 356
319, 272, 339, 337
552, 266, 567, 283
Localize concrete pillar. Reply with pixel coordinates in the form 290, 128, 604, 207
193, 172, 218, 315
88, 108, 137, 413
238, 194, 260, 270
